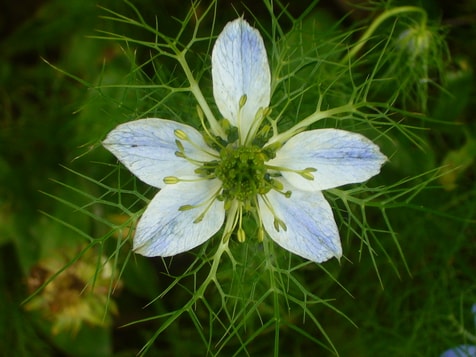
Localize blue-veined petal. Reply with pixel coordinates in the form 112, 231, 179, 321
212, 18, 271, 140
133, 179, 225, 257
258, 181, 342, 263
103, 118, 217, 188
268, 129, 387, 191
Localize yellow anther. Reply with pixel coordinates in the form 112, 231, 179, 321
220, 118, 231, 132
164, 176, 179, 184
300, 171, 315, 181
193, 215, 204, 224
273, 218, 287, 232
254, 107, 264, 122
239, 94, 247, 108
271, 179, 284, 191
300, 167, 317, 181
175, 139, 184, 151
174, 129, 188, 140
257, 124, 271, 138
179, 204, 195, 211
257, 228, 265, 242
237, 228, 246, 243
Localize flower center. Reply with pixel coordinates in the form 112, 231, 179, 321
215, 145, 270, 201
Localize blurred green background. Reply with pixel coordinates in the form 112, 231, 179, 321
1, 0, 475, 356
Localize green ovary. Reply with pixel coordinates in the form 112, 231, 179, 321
215, 146, 270, 201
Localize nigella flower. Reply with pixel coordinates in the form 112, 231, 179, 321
103, 18, 387, 263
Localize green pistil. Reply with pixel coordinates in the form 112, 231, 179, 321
215, 146, 271, 201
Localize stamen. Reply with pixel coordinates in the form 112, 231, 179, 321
273, 217, 287, 232
259, 194, 287, 233
253, 124, 271, 146
239, 94, 247, 108
178, 185, 223, 224
164, 176, 180, 184
263, 141, 282, 154
301, 167, 317, 181
173, 127, 220, 161
237, 227, 246, 243
263, 107, 272, 117
174, 129, 188, 141
174, 143, 216, 167
222, 200, 240, 243
194, 165, 218, 178
265, 164, 317, 181
300, 171, 315, 181
237, 205, 246, 242
193, 215, 205, 224
178, 204, 195, 211
163, 176, 211, 185
197, 105, 225, 150
270, 178, 284, 191
270, 179, 292, 198
257, 227, 265, 242
175, 139, 184, 152
244, 105, 271, 146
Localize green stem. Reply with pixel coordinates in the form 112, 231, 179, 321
205, 235, 229, 287
137, 237, 229, 356
176, 52, 226, 139
449, 314, 476, 344
267, 103, 357, 145
340, 6, 427, 65
264, 241, 281, 357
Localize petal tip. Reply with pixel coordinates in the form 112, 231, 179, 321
212, 16, 271, 138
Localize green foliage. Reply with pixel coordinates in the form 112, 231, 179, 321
1, 0, 475, 356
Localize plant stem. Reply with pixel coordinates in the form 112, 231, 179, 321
267, 103, 357, 145
176, 52, 226, 139
340, 6, 428, 65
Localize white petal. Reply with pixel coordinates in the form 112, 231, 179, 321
258, 182, 342, 263
133, 179, 225, 257
103, 118, 217, 188
212, 18, 271, 139
268, 129, 387, 191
